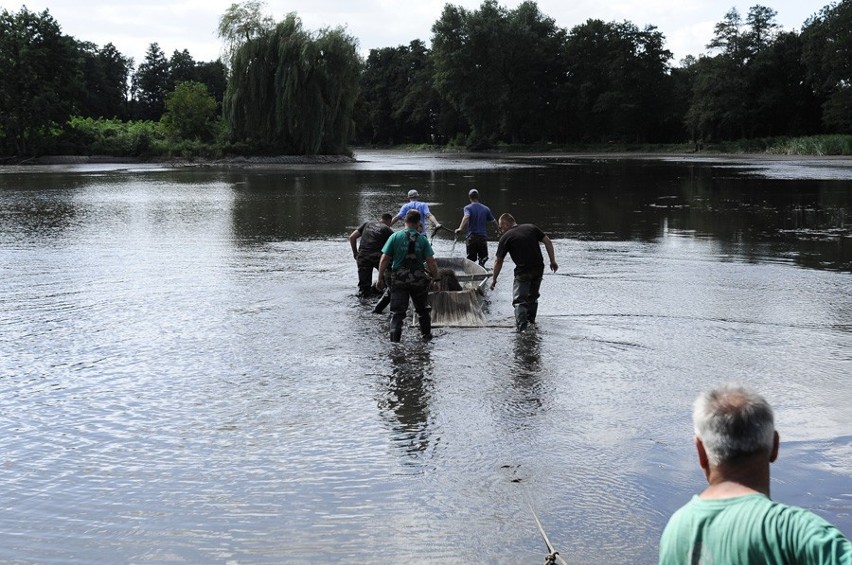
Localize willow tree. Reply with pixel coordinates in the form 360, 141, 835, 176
222, 13, 361, 155
217, 0, 274, 69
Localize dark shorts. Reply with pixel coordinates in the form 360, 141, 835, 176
466, 234, 488, 264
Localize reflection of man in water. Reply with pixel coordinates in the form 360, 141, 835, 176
349, 213, 394, 297
490, 213, 558, 332
454, 188, 498, 267
659, 384, 851, 564
383, 347, 432, 456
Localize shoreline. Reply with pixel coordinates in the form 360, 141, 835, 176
7, 154, 357, 167
3, 150, 851, 170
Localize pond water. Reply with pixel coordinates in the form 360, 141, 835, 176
0, 150, 850, 563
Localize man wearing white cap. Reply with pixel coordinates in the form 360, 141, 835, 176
391, 189, 441, 234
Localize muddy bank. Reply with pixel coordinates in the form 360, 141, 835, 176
5, 151, 851, 174
6, 154, 357, 167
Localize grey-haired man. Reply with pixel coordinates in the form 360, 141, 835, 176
659, 384, 851, 564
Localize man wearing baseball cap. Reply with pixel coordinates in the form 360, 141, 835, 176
454, 188, 498, 267
391, 189, 441, 234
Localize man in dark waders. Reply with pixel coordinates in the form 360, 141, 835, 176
349, 212, 393, 297
490, 213, 558, 332
377, 209, 439, 342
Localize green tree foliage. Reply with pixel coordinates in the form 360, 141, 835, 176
802, 0, 852, 132
432, 1, 568, 147
161, 81, 219, 141
194, 60, 228, 107
500, 2, 569, 143
745, 5, 780, 55
396, 41, 446, 143
133, 43, 170, 120
686, 5, 808, 141
164, 50, 228, 108
165, 49, 228, 109
359, 40, 441, 144
77, 42, 132, 120
3, 0, 848, 156
749, 32, 821, 136
169, 49, 197, 89
222, 13, 361, 154
562, 19, 673, 143
707, 8, 745, 60
217, 0, 275, 68
0, 7, 83, 155
360, 46, 409, 145
686, 53, 747, 141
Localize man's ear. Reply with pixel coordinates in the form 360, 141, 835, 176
696, 436, 710, 471
769, 431, 779, 463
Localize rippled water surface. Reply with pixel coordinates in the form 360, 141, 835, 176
1, 151, 850, 563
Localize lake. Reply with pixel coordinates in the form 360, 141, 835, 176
1, 150, 850, 563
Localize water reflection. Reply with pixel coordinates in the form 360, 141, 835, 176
0, 153, 850, 563
512, 329, 543, 376
508, 330, 546, 416
5, 154, 848, 269
378, 346, 434, 459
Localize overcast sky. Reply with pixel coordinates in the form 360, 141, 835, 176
2, 0, 828, 67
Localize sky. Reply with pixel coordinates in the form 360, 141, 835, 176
2, 0, 829, 67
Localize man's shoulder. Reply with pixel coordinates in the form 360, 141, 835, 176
385, 230, 405, 243
505, 224, 539, 237
663, 494, 851, 557
519, 223, 546, 237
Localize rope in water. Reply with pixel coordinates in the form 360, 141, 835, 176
528, 500, 570, 565
524, 492, 570, 565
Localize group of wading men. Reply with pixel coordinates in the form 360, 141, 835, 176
349, 188, 557, 342
350, 191, 851, 563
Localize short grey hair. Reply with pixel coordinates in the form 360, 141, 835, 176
693, 384, 775, 466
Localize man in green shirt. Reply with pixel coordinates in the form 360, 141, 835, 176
377, 209, 439, 342
659, 384, 851, 564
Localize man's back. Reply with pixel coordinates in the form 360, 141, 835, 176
463, 202, 494, 236
495, 223, 545, 275
659, 493, 852, 564
398, 201, 431, 233
358, 221, 393, 255
382, 228, 433, 270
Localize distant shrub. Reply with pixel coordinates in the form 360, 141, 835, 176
764, 135, 852, 156
62, 117, 167, 156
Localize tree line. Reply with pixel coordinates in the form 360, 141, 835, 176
0, 0, 849, 157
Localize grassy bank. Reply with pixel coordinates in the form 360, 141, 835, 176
391, 135, 852, 156
9, 116, 852, 160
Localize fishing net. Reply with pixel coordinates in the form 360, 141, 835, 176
428, 288, 487, 327
410, 258, 490, 327
436, 267, 463, 291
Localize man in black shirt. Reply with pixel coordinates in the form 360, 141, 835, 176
491, 213, 558, 332
349, 213, 394, 297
